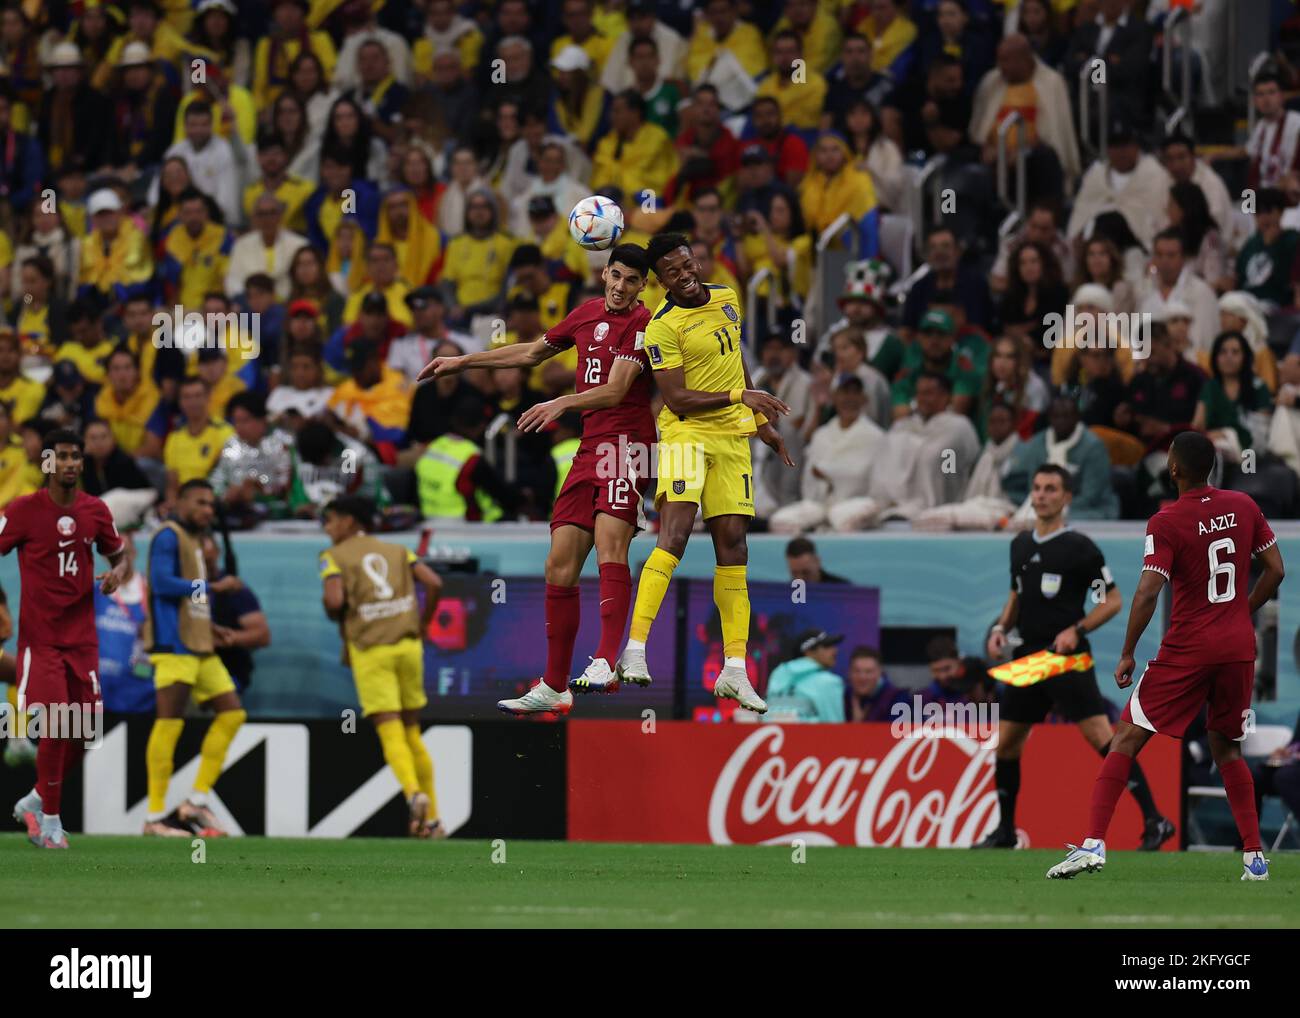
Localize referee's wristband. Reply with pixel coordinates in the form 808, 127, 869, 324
728, 388, 744, 405
754, 412, 769, 427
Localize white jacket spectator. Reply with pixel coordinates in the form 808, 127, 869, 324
1138, 232, 1221, 355
1067, 148, 1171, 276
225, 219, 308, 299
600, 19, 687, 93
333, 28, 413, 92
157, 133, 241, 228
753, 337, 813, 513
769, 377, 887, 534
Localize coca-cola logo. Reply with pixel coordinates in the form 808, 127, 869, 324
707, 726, 1000, 848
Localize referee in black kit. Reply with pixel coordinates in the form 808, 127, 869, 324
978, 464, 1175, 850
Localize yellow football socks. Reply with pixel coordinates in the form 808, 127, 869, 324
377, 718, 419, 798
714, 565, 750, 659
194, 709, 246, 795
146, 718, 184, 816
405, 724, 438, 817
629, 547, 680, 642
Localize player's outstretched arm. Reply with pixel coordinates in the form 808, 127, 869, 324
517, 358, 641, 432
416, 339, 555, 382
743, 357, 794, 467
656, 365, 790, 420
1115, 570, 1165, 688
1249, 543, 1285, 614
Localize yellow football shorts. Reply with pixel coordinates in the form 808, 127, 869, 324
349, 638, 427, 716
150, 652, 236, 703
656, 427, 755, 519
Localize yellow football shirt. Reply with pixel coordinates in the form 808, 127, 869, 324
643, 284, 754, 435
163, 418, 235, 485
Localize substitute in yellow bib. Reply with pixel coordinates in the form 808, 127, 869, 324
319, 495, 447, 839
617, 232, 793, 714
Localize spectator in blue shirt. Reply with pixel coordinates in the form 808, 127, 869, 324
844, 645, 909, 722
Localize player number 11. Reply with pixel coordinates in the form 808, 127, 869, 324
714, 326, 735, 356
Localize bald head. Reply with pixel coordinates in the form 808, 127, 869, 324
997, 33, 1035, 84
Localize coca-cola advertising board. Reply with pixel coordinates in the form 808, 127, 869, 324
568, 721, 1181, 849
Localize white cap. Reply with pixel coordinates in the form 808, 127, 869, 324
1070, 283, 1114, 312
87, 189, 123, 216
1158, 298, 1193, 322
550, 44, 591, 73
196, 0, 237, 13
47, 42, 83, 68
118, 41, 153, 67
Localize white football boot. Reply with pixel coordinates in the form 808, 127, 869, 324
569, 657, 620, 694
1242, 851, 1270, 881
615, 645, 653, 687
1046, 839, 1106, 879
497, 681, 573, 716
714, 665, 767, 714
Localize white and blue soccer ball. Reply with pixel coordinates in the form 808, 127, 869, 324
568, 195, 625, 251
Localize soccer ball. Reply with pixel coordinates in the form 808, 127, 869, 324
568, 196, 624, 251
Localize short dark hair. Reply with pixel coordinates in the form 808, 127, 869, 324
178, 478, 214, 498
1153, 227, 1185, 251
41, 428, 83, 456
226, 390, 267, 419
179, 374, 208, 394
628, 36, 658, 56
916, 370, 953, 394
1170, 429, 1216, 484
105, 345, 139, 370
925, 635, 960, 663
785, 536, 817, 558
1254, 67, 1284, 90
607, 243, 649, 276
849, 645, 881, 664
244, 272, 275, 294
296, 420, 338, 464
1032, 462, 1073, 492
323, 495, 376, 529
613, 88, 646, 119
177, 186, 207, 206
22, 254, 54, 282
1161, 131, 1194, 153
1257, 186, 1288, 213
646, 231, 690, 272
184, 100, 213, 120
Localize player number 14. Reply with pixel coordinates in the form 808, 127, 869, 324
1207, 538, 1236, 604
58, 549, 78, 577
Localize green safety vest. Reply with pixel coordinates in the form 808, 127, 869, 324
416, 433, 503, 522
551, 437, 580, 501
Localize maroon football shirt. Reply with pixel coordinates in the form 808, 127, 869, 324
1142, 486, 1276, 666
0, 488, 124, 649
542, 297, 655, 445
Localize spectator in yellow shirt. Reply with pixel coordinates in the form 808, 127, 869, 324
756, 30, 828, 131
342, 243, 414, 327
95, 347, 160, 455
412, 0, 484, 78
687, 0, 769, 80
242, 131, 315, 235
855, 0, 919, 81
78, 189, 153, 303
439, 192, 517, 325
195, 345, 246, 419
590, 90, 679, 200
57, 301, 118, 387
551, 0, 615, 77
550, 45, 607, 153
772, 0, 842, 74
253, 0, 338, 109
161, 188, 233, 311
0, 329, 45, 425
0, 401, 32, 509
162, 375, 235, 503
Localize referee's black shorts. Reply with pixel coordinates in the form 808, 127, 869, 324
999, 665, 1109, 725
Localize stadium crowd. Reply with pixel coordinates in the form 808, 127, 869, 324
0, 0, 1296, 539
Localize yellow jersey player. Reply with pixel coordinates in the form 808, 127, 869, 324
616, 233, 792, 712
319, 496, 446, 838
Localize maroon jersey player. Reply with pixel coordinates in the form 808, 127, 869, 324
418, 244, 655, 715
1048, 432, 1285, 882
1, 428, 129, 849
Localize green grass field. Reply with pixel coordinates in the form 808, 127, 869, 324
1, 834, 1295, 928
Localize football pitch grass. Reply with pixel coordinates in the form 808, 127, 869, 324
1, 834, 1296, 929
